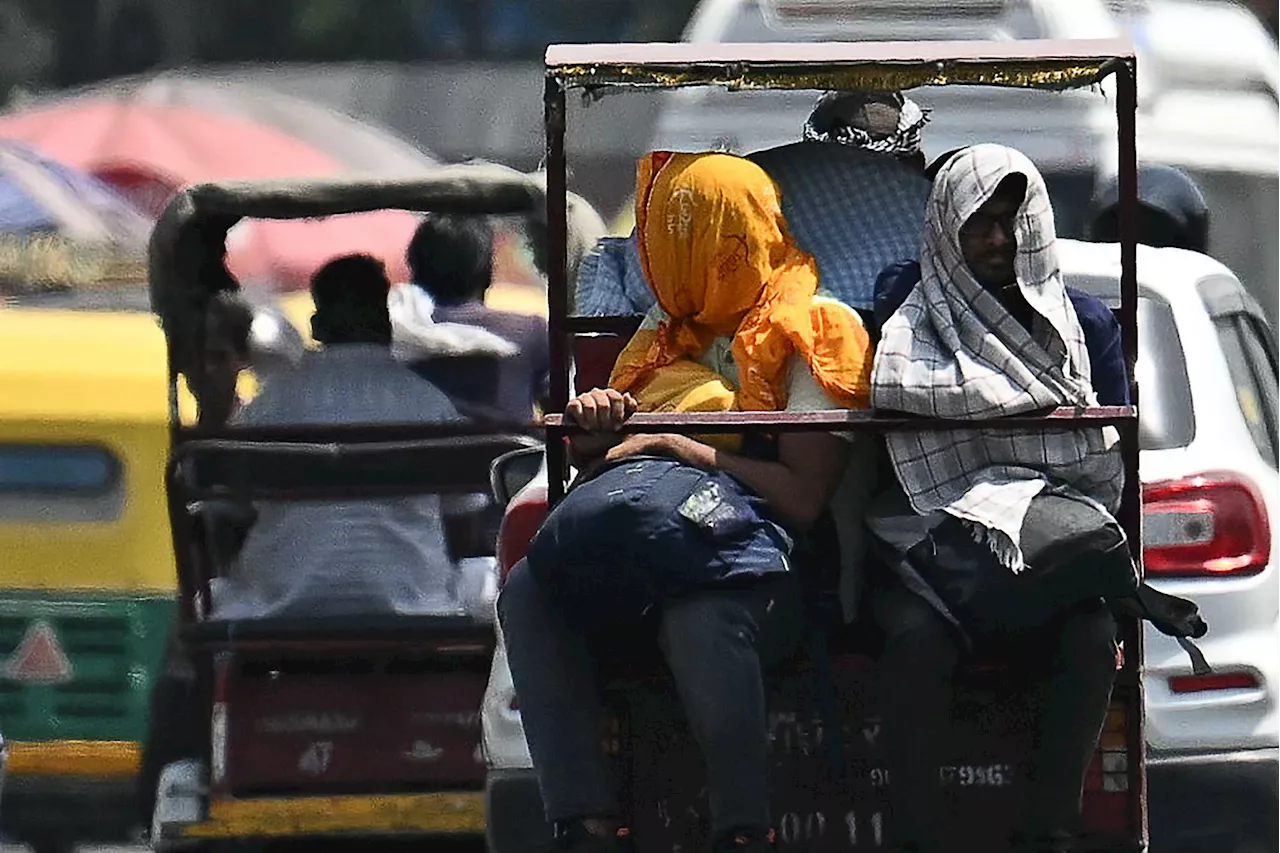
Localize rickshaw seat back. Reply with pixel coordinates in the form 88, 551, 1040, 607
168, 430, 534, 635
171, 432, 535, 502
572, 316, 644, 395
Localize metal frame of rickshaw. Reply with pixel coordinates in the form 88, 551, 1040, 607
147, 167, 548, 841
540, 38, 1146, 849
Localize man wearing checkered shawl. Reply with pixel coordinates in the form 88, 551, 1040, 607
873, 143, 1124, 572
866, 144, 1129, 853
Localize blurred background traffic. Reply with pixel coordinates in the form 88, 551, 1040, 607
0, 0, 1274, 313
0, 1, 1274, 852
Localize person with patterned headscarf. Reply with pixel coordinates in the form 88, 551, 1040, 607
866, 144, 1132, 853
802, 89, 931, 172
575, 89, 933, 317
499, 152, 872, 853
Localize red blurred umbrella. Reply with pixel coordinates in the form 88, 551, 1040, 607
0, 90, 435, 291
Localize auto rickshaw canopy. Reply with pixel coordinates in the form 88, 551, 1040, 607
544, 38, 1134, 91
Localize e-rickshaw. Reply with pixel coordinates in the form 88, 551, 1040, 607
488, 39, 1149, 852
146, 167, 548, 847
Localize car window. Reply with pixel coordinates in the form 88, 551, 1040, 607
1136, 294, 1196, 451
1213, 313, 1279, 467
0, 445, 119, 494
1241, 316, 1280, 465
0, 444, 124, 524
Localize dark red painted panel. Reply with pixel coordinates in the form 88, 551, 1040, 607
608, 655, 1135, 852
224, 668, 488, 793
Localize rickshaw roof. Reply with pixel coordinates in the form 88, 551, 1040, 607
148, 164, 546, 349
545, 38, 1135, 91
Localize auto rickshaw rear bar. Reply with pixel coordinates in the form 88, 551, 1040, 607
544, 407, 1136, 433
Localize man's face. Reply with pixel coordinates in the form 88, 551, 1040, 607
198, 311, 250, 426
959, 175, 1026, 291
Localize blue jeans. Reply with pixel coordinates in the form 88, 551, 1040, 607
498, 560, 800, 836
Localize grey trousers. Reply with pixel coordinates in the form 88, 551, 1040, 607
872, 583, 1118, 848
498, 559, 799, 836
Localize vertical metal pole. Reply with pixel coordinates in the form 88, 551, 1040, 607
1114, 56, 1148, 850
545, 75, 569, 504
1117, 60, 1139, 415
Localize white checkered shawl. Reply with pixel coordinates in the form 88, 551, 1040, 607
871, 145, 1124, 572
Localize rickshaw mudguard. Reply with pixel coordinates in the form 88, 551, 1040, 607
540, 38, 1146, 853
169, 791, 485, 839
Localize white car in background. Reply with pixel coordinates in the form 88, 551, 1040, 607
481, 241, 1277, 853
1063, 242, 1278, 853
646, 0, 1279, 329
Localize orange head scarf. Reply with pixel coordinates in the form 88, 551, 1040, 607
609, 152, 872, 412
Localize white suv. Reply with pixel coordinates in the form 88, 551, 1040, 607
1063, 242, 1278, 853
482, 243, 1278, 853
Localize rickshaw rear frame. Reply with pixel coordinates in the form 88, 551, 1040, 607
538, 37, 1145, 852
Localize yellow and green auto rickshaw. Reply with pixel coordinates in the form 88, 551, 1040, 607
0, 298, 183, 853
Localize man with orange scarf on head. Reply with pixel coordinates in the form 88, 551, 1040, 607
498, 152, 872, 853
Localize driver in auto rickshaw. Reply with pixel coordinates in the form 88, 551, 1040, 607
141, 253, 472, 829
210, 253, 469, 619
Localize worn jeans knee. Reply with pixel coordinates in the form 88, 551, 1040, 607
656, 585, 779, 836
498, 559, 617, 824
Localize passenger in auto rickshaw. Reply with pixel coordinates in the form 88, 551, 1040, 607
865, 145, 1138, 853
404, 212, 550, 423
499, 152, 874, 853
575, 90, 931, 324
192, 290, 254, 428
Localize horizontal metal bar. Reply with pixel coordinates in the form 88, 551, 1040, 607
172, 435, 535, 459
544, 406, 1136, 433
175, 424, 541, 444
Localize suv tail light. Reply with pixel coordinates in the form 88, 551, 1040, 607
496, 485, 548, 585
1143, 472, 1271, 577
1169, 671, 1260, 694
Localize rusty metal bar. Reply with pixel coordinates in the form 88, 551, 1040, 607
545, 76, 570, 505
545, 38, 1134, 71
544, 406, 1137, 434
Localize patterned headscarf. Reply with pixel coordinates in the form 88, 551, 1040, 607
610, 151, 872, 412
803, 91, 930, 159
